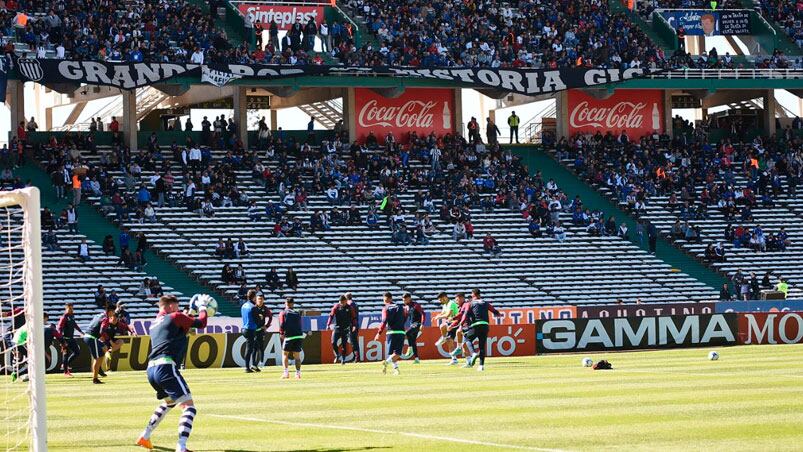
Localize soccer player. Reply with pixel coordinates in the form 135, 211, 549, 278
241, 290, 258, 373
457, 288, 501, 371
57, 303, 83, 377
373, 292, 407, 375
327, 294, 357, 364
84, 307, 123, 384
136, 294, 209, 452
402, 292, 426, 363
279, 297, 304, 379
447, 292, 470, 366
433, 291, 458, 347
253, 294, 273, 371
345, 292, 361, 362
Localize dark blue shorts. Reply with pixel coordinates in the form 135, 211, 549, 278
83, 336, 105, 359
283, 338, 303, 353
386, 334, 405, 356
147, 363, 191, 403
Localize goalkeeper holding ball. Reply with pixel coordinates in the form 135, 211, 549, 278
137, 294, 214, 452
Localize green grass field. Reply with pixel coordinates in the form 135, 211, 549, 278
4, 344, 803, 451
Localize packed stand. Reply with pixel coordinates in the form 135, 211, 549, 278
344, 0, 667, 68
759, 0, 803, 48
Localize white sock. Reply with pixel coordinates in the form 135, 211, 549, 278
177, 406, 196, 449
142, 402, 173, 439
392, 361, 399, 369
386, 356, 393, 363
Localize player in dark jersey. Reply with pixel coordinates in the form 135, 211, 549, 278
457, 288, 501, 371
253, 294, 273, 371
84, 307, 133, 384
136, 294, 209, 452
374, 292, 407, 375
402, 292, 426, 364
327, 294, 357, 364
446, 292, 468, 365
345, 292, 361, 362
279, 297, 304, 379
57, 303, 83, 377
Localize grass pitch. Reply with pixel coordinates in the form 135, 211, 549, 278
5, 344, 803, 451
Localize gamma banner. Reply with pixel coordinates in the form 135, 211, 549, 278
13, 58, 659, 94
536, 314, 738, 353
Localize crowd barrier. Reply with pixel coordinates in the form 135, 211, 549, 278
47, 301, 803, 373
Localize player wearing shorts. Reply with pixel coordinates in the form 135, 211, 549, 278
433, 292, 458, 346
374, 292, 407, 375
57, 303, 83, 377
253, 294, 273, 371
402, 292, 425, 363
327, 294, 357, 364
345, 292, 361, 362
84, 307, 133, 383
279, 297, 304, 379
448, 293, 474, 366
136, 294, 209, 452
458, 288, 501, 371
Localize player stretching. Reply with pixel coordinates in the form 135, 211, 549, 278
434, 292, 458, 347
374, 292, 407, 375
136, 294, 209, 452
279, 297, 304, 379
402, 292, 426, 363
446, 293, 468, 365
57, 303, 83, 377
327, 294, 357, 364
458, 288, 501, 372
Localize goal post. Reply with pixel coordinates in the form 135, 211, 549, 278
0, 187, 46, 451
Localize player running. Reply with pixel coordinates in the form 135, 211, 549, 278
252, 294, 273, 372
374, 292, 407, 375
457, 288, 500, 371
433, 292, 458, 347
345, 292, 361, 362
445, 292, 468, 365
327, 294, 357, 364
56, 303, 83, 377
279, 297, 304, 379
402, 292, 425, 363
136, 294, 210, 452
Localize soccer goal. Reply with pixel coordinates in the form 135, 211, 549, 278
0, 187, 46, 451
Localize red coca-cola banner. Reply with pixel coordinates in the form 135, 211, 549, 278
238, 4, 324, 30
567, 89, 665, 137
354, 88, 456, 144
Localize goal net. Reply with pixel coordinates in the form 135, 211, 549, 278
0, 188, 46, 451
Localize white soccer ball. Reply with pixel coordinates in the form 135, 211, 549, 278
582, 357, 593, 367
708, 351, 719, 361
189, 294, 218, 317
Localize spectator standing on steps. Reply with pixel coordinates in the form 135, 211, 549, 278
508, 111, 520, 144
486, 117, 501, 145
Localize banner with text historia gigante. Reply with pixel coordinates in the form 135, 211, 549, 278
12, 58, 658, 94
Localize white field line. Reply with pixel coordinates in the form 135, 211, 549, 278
210, 413, 570, 452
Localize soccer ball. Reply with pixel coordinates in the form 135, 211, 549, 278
582, 357, 593, 367
708, 351, 719, 361
189, 294, 218, 317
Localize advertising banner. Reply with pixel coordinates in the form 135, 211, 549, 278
536, 314, 737, 353
492, 306, 576, 324
714, 300, 803, 313
12, 57, 658, 94
237, 4, 324, 30
354, 88, 455, 143
576, 302, 716, 319
659, 10, 750, 36
45, 332, 322, 373
567, 89, 665, 137
320, 325, 536, 362
737, 312, 803, 345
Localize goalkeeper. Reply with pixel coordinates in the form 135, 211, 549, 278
136, 294, 210, 452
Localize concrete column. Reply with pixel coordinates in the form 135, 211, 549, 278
232, 86, 248, 149
345, 88, 356, 138
121, 90, 138, 151
765, 90, 777, 137
663, 90, 673, 134
453, 88, 463, 137
555, 91, 569, 140
7, 80, 25, 142
270, 109, 278, 131
45, 107, 53, 131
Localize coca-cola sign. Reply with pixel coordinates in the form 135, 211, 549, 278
355, 88, 455, 144
567, 89, 665, 137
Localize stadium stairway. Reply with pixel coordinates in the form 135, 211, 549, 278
511, 146, 728, 291
609, 0, 678, 53
14, 164, 238, 317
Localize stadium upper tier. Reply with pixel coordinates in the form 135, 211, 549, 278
554, 127, 803, 299
34, 132, 720, 312
4, 0, 799, 67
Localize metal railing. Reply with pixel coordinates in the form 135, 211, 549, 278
647, 68, 803, 79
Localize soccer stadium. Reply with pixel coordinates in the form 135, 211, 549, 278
1, 0, 803, 449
